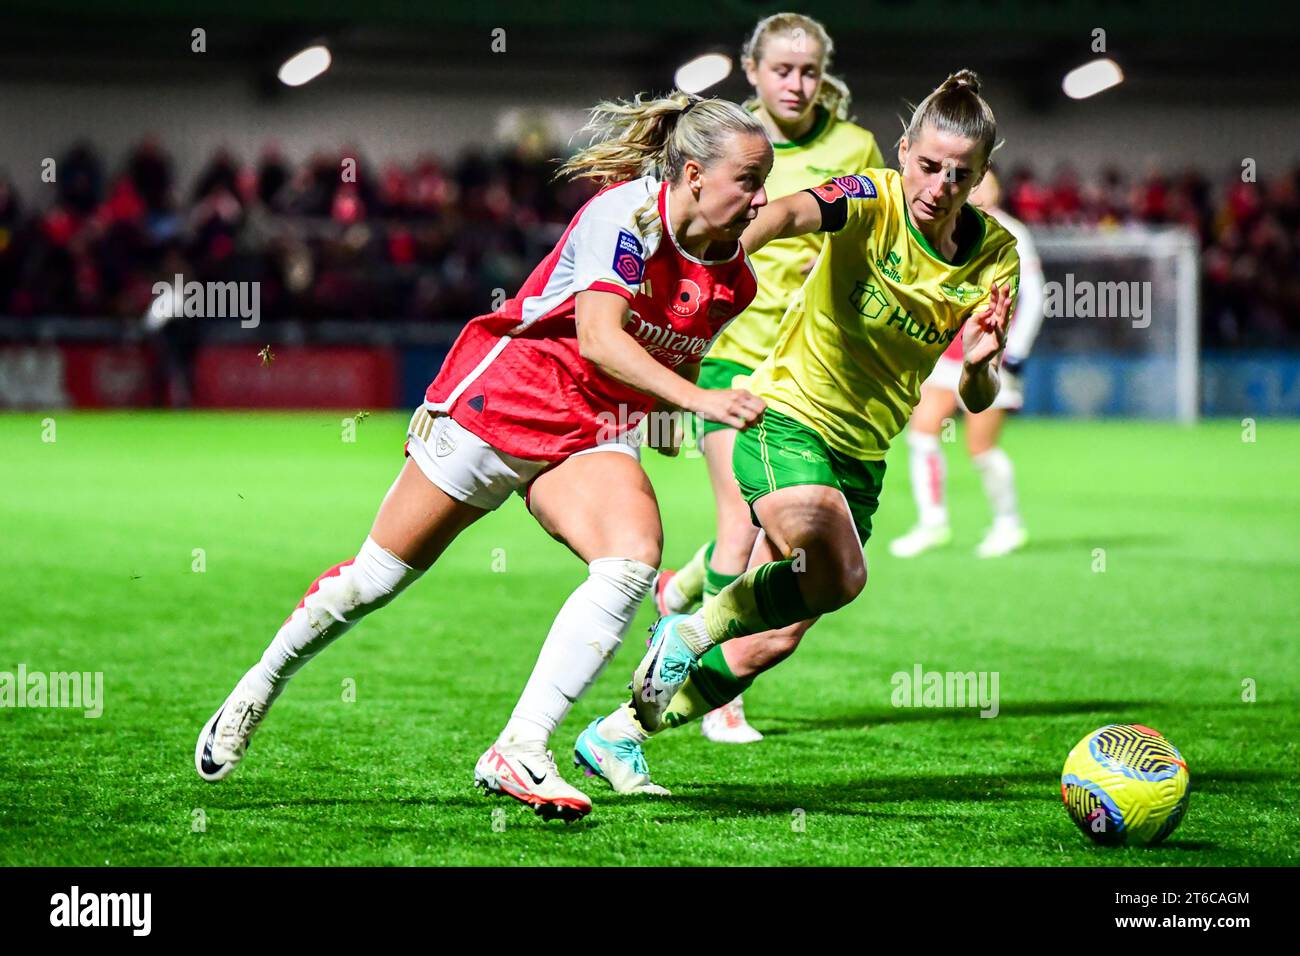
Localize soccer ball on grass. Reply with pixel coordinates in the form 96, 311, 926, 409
1060, 723, 1190, 847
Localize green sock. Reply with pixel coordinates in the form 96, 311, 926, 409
703, 562, 740, 601
662, 646, 754, 729
702, 558, 813, 644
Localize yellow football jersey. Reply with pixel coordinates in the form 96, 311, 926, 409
747, 167, 1021, 460
706, 108, 884, 370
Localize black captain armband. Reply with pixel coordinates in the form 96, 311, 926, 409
805, 175, 878, 232
804, 185, 848, 233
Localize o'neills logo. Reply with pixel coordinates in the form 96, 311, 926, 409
629, 313, 711, 363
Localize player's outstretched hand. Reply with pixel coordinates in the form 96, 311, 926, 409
693, 387, 766, 430
963, 282, 1011, 367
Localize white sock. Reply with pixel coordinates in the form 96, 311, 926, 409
972, 447, 1021, 529
244, 536, 420, 704
907, 430, 948, 528
598, 701, 650, 745
675, 610, 715, 657
661, 574, 690, 614
500, 557, 655, 746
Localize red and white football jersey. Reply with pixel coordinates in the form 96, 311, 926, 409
424, 176, 757, 461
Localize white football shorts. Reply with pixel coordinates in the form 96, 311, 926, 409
405, 407, 641, 511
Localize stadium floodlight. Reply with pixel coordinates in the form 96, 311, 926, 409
675, 53, 732, 94
1062, 58, 1123, 99
278, 45, 332, 87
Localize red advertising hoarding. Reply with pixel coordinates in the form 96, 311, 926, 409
193, 346, 398, 408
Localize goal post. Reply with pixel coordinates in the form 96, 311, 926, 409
1024, 226, 1200, 423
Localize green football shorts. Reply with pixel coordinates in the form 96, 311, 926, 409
692, 358, 756, 439
732, 407, 887, 543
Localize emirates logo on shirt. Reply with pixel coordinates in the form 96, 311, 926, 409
628, 311, 712, 364
669, 278, 702, 317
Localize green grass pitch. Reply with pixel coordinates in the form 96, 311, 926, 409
1, 411, 1296, 866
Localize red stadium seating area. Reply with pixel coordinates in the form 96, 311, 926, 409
1, 140, 1298, 349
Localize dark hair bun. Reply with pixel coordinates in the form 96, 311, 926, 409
944, 69, 982, 95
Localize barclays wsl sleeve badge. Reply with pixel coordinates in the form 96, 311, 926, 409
613, 230, 646, 284
832, 175, 877, 199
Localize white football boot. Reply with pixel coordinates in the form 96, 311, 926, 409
474, 739, 593, 822
701, 695, 763, 744
195, 678, 271, 782
888, 524, 953, 558
976, 522, 1028, 558
573, 717, 670, 795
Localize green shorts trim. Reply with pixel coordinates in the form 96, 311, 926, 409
693, 358, 756, 439
733, 408, 887, 543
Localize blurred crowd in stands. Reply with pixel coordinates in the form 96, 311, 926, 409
0, 139, 597, 332
1, 139, 1298, 348
1002, 166, 1300, 349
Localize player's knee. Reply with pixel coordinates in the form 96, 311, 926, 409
796, 550, 864, 614
809, 563, 866, 614
589, 526, 662, 569
844, 559, 867, 602
622, 536, 662, 571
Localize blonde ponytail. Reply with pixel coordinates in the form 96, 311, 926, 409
558, 91, 765, 187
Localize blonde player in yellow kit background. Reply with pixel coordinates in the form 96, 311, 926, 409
653, 12, 884, 744
575, 70, 1021, 794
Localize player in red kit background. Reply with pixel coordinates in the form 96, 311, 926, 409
194, 91, 771, 821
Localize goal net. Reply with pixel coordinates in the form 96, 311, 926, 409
1024, 225, 1199, 422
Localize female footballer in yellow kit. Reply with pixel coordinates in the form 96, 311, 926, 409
575, 70, 1021, 794
653, 12, 884, 744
